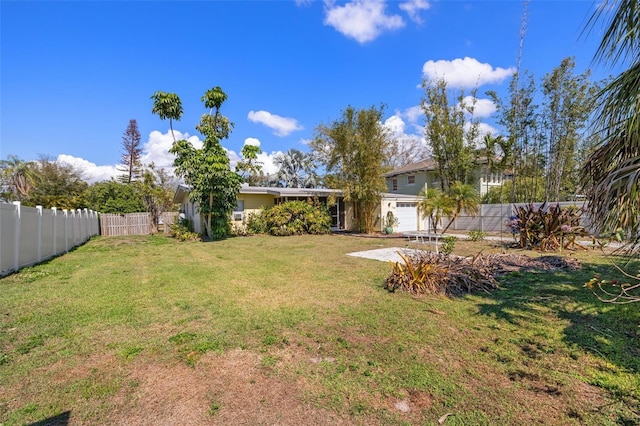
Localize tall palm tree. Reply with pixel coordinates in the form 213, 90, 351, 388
442, 181, 480, 233
273, 149, 318, 188
581, 0, 640, 248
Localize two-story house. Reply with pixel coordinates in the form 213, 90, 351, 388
384, 158, 508, 197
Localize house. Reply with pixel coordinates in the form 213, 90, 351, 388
173, 184, 427, 234
384, 158, 508, 197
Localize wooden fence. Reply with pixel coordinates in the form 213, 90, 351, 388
100, 213, 151, 236
1, 202, 99, 276
99, 212, 180, 236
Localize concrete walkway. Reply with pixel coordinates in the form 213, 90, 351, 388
347, 247, 419, 263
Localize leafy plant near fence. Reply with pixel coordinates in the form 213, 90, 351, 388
468, 230, 487, 241
246, 200, 331, 236
510, 203, 586, 251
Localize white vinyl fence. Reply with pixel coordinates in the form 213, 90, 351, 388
0, 202, 99, 276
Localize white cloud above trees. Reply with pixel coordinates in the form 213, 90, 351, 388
56, 154, 119, 184
247, 110, 303, 136
422, 57, 515, 88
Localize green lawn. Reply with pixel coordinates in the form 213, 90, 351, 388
0, 234, 638, 425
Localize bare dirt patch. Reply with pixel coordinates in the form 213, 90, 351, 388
109, 348, 351, 426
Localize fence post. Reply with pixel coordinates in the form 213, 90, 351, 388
36, 205, 43, 263
12, 201, 21, 271
52, 207, 57, 254
63, 209, 69, 252
83, 208, 89, 240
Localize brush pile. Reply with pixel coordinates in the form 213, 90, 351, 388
384, 251, 581, 297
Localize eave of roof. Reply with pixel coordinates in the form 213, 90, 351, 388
174, 185, 344, 201
384, 159, 437, 177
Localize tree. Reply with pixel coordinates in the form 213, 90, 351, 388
541, 57, 597, 201
441, 181, 480, 233
311, 105, 391, 233
273, 149, 318, 188
155, 87, 241, 240
138, 163, 178, 231
488, 71, 543, 203
422, 78, 480, 192
151, 91, 183, 142
582, 0, 640, 249
236, 143, 264, 186
478, 134, 510, 199
417, 188, 454, 234
117, 119, 143, 184
25, 156, 88, 209
83, 180, 145, 213
0, 155, 35, 201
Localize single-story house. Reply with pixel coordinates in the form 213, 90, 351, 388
173, 184, 428, 234
384, 158, 510, 197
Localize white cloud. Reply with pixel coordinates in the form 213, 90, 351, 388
56, 154, 119, 184
243, 137, 261, 147
422, 57, 515, 88
140, 129, 202, 169
461, 96, 497, 118
384, 114, 429, 166
323, 0, 405, 43
228, 137, 281, 175
256, 151, 282, 175
404, 105, 423, 125
399, 0, 430, 23
247, 110, 303, 136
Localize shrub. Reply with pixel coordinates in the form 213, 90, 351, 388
246, 207, 269, 234
247, 200, 332, 236
510, 203, 586, 251
468, 230, 487, 241
169, 218, 200, 241
441, 236, 457, 255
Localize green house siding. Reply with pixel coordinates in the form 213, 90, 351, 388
387, 172, 439, 196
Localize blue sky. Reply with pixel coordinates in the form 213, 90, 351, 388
1, 0, 613, 183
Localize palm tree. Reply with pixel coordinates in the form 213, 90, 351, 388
0, 155, 35, 201
442, 181, 480, 233
581, 0, 640, 248
150, 91, 183, 143
417, 188, 454, 234
273, 149, 318, 188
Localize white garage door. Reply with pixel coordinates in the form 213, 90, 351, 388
395, 203, 418, 232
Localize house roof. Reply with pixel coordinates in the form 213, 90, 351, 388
384, 158, 437, 178
173, 184, 344, 204
384, 157, 498, 179
174, 184, 422, 205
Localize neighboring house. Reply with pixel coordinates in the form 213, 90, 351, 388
173, 184, 427, 234
384, 158, 509, 197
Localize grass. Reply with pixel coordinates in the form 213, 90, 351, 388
0, 233, 638, 425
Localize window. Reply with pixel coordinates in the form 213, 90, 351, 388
232, 200, 245, 221
392, 179, 398, 191
407, 175, 415, 185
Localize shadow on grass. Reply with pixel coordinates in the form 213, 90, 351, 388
27, 411, 71, 426
475, 262, 640, 375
